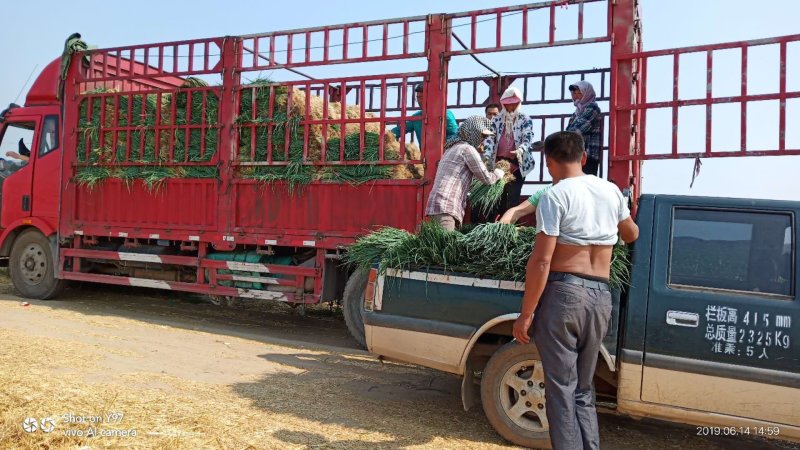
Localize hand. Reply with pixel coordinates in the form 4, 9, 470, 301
493, 168, 505, 180
514, 148, 524, 163
513, 314, 533, 344
499, 208, 515, 225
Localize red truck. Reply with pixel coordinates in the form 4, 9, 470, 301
0, 0, 796, 349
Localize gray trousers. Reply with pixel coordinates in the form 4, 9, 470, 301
531, 280, 612, 450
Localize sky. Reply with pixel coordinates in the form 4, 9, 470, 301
1, 0, 797, 201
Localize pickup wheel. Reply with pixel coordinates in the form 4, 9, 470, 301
342, 269, 368, 348
9, 229, 64, 300
481, 342, 552, 449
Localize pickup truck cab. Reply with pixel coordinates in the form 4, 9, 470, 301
358, 194, 799, 448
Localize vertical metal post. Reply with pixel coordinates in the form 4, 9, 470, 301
420, 13, 450, 224
217, 36, 241, 243
58, 52, 84, 238
608, 0, 639, 205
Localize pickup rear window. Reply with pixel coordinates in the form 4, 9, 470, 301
669, 208, 793, 297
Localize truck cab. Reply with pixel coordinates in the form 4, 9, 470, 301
362, 194, 799, 448
0, 59, 69, 295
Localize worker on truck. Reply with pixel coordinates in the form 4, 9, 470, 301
484, 103, 500, 120
425, 116, 504, 231
391, 83, 458, 144
566, 81, 603, 176
481, 87, 537, 220
513, 131, 639, 450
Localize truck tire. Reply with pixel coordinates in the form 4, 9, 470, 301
481, 341, 552, 449
342, 269, 368, 348
9, 229, 64, 300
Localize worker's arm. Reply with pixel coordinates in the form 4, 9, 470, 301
465, 147, 501, 184
513, 232, 557, 344
618, 216, 639, 244
391, 111, 422, 139
566, 104, 601, 134
5, 151, 29, 162
614, 187, 638, 244
513, 192, 562, 343
514, 115, 536, 154
499, 200, 535, 224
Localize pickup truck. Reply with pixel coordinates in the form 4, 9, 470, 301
353, 194, 799, 448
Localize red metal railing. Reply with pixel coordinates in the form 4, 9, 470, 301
81, 38, 223, 83
448, 69, 610, 109
238, 15, 429, 70
612, 33, 800, 161
234, 73, 424, 167
75, 87, 221, 165
445, 0, 608, 56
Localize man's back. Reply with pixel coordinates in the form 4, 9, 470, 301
536, 174, 629, 279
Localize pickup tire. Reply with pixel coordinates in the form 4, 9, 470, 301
9, 229, 64, 300
481, 342, 552, 449
342, 269, 368, 348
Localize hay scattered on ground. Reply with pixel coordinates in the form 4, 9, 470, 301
0, 303, 509, 449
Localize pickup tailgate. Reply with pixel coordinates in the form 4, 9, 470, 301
364, 268, 524, 374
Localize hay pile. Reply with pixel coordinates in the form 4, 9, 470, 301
75, 77, 219, 190
468, 159, 515, 217
345, 221, 631, 289
236, 81, 423, 188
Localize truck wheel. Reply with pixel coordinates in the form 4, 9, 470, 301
9, 230, 64, 300
481, 342, 552, 449
342, 269, 368, 348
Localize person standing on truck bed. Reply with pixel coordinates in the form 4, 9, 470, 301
391, 83, 458, 145
566, 81, 603, 176
425, 116, 504, 231
480, 86, 537, 221
512, 131, 639, 450
485, 102, 501, 120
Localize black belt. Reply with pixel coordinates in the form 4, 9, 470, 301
547, 272, 610, 291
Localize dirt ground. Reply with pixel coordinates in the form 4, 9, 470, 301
0, 272, 796, 449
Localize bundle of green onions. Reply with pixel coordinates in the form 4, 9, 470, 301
345, 221, 631, 290
469, 159, 515, 217
75, 78, 219, 190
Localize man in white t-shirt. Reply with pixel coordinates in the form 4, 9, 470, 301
512, 131, 639, 450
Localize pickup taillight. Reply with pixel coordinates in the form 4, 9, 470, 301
364, 268, 378, 311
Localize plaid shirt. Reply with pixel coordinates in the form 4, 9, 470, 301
426, 142, 501, 220
566, 102, 603, 159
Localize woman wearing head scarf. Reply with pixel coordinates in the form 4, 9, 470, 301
566, 80, 603, 175
481, 86, 536, 220
426, 116, 505, 231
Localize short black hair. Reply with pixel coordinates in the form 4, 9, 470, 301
414, 83, 424, 93
484, 103, 500, 112
543, 131, 585, 163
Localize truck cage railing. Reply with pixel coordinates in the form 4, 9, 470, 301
67, 1, 614, 183
612, 33, 800, 161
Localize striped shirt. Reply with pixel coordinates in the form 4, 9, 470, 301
426, 142, 501, 221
